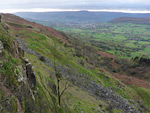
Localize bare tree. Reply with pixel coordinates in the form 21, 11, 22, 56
53, 59, 70, 106
51, 43, 71, 106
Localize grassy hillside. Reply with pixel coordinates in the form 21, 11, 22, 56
54, 23, 150, 58
0, 13, 150, 113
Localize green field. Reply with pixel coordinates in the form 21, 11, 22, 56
55, 23, 150, 58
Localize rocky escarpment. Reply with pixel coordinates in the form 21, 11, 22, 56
16, 37, 143, 113
12, 39, 37, 86
11, 39, 36, 87
0, 38, 37, 112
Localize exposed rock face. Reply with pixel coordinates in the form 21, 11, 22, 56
12, 39, 36, 87
0, 40, 3, 53
25, 59, 36, 87
13, 40, 24, 58
0, 39, 37, 112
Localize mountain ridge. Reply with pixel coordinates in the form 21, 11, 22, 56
110, 17, 150, 24
15, 11, 150, 23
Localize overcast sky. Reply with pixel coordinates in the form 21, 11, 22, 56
0, 0, 150, 13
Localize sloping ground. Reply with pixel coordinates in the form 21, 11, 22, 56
15, 26, 141, 113
1, 13, 69, 44
98, 49, 150, 84
99, 67, 150, 89
0, 13, 150, 112
114, 73, 150, 89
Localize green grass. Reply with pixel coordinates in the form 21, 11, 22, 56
54, 23, 150, 58
131, 86, 150, 108
1, 17, 150, 112
124, 41, 137, 48
138, 41, 150, 45
21, 30, 143, 112
144, 47, 150, 53
64, 85, 108, 113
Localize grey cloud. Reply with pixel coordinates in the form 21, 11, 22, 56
0, 0, 150, 10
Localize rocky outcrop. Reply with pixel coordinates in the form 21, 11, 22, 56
13, 40, 24, 58
12, 39, 36, 87
12, 38, 36, 87
0, 40, 3, 54
25, 59, 36, 87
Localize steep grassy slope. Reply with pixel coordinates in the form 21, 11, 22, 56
0, 13, 150, 113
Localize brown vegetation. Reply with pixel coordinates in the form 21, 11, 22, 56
1, 13, 69, 44
98, 51, 114, 58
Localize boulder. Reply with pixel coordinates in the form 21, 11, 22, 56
24, 58, 29, 64
39, 55, 45, 62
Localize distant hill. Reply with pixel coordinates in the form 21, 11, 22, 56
15, 11, 150, 23
110, 17, 150, 24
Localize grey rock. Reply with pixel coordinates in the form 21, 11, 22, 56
0, 41, 3, 54
26, 63, 36, 87
12, 40, 24, 58
25, 59, 29, 64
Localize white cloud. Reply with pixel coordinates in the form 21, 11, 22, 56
1, 8, 150, 13
0, 0, 150, 10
